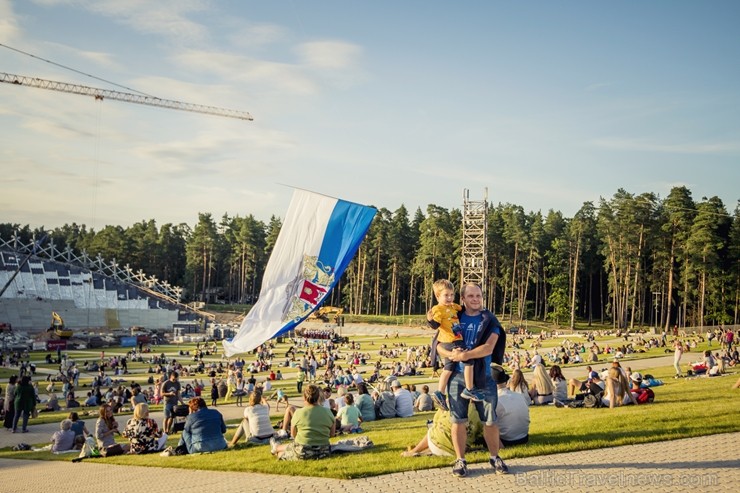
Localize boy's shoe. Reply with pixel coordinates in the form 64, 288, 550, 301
432, 390, 449, 411
461, 388, 485, 402
452, 458, 468, 477
554, 399, 565, 408
490, 455, 509, 475
452, 323, 463, 336
269, 437, 279, 455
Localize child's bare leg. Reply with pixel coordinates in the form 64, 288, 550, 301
438, 370, 451, 394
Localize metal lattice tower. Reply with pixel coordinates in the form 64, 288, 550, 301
461, 188, 488, 291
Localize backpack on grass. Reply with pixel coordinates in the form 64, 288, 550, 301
583, 392, 603, 408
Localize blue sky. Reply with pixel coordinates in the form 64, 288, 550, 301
1, 0, 738, 230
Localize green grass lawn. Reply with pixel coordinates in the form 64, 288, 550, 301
0, 326, 740, 478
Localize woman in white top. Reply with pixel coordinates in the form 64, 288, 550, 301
548, 365, 568, 403
228, 387, 273, 446
508, 369, 532, 405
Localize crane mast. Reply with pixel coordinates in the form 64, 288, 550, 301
1, 71, 253, 121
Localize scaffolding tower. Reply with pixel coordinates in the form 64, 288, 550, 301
461, 188, 488, 291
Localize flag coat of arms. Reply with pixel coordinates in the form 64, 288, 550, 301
223, 190, 376, 356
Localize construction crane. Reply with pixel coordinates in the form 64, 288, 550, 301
1, 71, 253, 121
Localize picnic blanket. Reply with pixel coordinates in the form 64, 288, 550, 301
331, 435, 374, 454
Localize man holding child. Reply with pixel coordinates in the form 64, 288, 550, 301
433, 282, 509, 477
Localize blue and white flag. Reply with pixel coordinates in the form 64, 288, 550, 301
223, 190, 376, 357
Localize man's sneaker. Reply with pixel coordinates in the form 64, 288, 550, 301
461, 388, 485, 402
490, 456, 509, 475
432, 390, 449, 411
554, 399, 565, 408
276, 429, 289, 439
452, 458, 468, 477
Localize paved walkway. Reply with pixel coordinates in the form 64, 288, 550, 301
1, 431, 737, 493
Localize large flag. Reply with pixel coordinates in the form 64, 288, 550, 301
223, 189, 377, 357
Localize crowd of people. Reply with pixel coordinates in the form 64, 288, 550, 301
0, 294, 736, 478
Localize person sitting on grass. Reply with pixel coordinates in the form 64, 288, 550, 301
567, 368, 604, 401
65, 391, 80, 410
355, 382, 376, 423
372, 381, 396, 419
42, 393, 61, 412
270, 384, 335, 460
507, 369, 532, 405
627, 373, 655, 404
600, 367, 634, 408
391, 379, 414, 417
528, 364, 554, 406
50, 418, 77, 452
122, 403, 168, 454
68, 411, 89, 448
429, 279, 485, 411
336, 392, 362, 433
401, 401, 483, 458
175, 397, 227, 454
94, 404, 130, 454
493, 367, 530, 448
549, 365, 568, 404
414, 385, 435, 412
229, 387, 274, 447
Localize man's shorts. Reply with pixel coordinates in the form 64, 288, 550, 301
279, 442, 331, 461
163, 402, 176, 418
447, 371, 497, 425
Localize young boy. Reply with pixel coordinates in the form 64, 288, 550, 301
430, 279, 485, 411
336, 392, 363, 433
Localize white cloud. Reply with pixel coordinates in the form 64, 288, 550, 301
229, 22, 288, 49
170, 50, 318, 95
33, 0, 211, 44
0, 0, 21, 43
296, 40, 362, 70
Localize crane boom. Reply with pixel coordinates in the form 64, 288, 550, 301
1, 71, 253, 121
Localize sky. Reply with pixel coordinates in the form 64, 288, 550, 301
1, 0, 739, 231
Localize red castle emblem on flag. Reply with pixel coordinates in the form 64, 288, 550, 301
283, 255, 334, 322
298, 280, 328, 305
